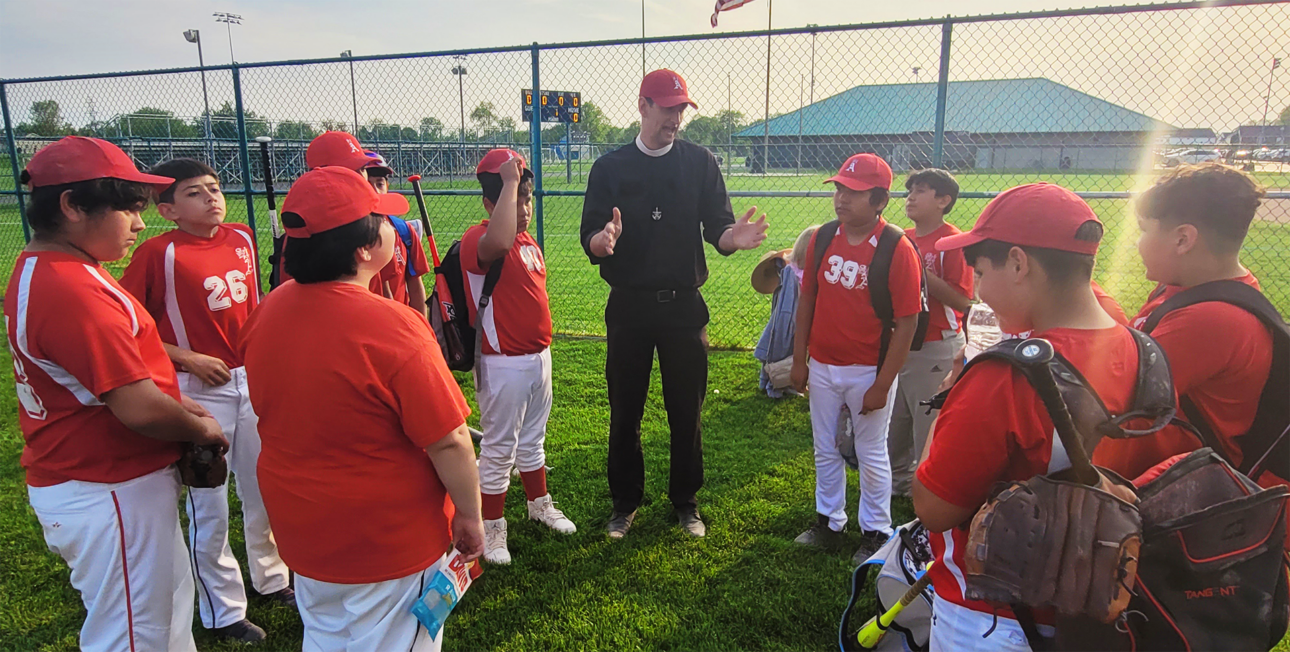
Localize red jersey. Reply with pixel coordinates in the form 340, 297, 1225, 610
1092, 281, 1129, 326
906, 223, 973, 341
918, 326, 1140, 616
239, 280, 470, 584
6, 251, 182, 487
459, 223, 553, 356
120, 224, 260, 368
368, 216, 431, 307
804, 219, 924, 366
1095, 273, 1271, 479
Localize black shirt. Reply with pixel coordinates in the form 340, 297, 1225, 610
580, 139, 735, 291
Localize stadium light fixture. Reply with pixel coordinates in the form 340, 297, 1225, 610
213, 12, 243, 63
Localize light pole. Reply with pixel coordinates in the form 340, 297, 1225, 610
1260, 57, 1282, 149
452, 55, 468, 173
212, 12, 242, 63
341, 50, 358, 134
183, 29, 213, 160
807, 24, 818, 105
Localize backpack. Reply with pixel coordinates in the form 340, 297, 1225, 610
839, 520, 936, 652
433, 240, 503, 372
388, 215, 421, 280
811, 221, 930, 368
1140, 280, 1290, 482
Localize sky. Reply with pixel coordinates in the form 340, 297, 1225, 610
0, 0, 1285, 134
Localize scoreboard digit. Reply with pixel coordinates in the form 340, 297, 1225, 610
521, 89, 582, 124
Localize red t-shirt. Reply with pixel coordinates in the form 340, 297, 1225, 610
239, 281, 470, 584
1095, 273, 1272, 479
906, 223, 973, 342
459, 223, 553, 356
804, 219, 924, 366
6, 251, 182, 487
918, 326, 1140, 616
120, 224, 261, 368
368, 216, 431, 307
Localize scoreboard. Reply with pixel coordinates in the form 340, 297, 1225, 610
522, 90, 581, 124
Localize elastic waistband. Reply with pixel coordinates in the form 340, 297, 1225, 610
611, 287, 700, 303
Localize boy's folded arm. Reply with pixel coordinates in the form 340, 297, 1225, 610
926, 273, 973, 313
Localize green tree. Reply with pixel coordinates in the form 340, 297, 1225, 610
106, 107, 198, 139
1279, 104, 1290, 125
274, 120, 319, 140
320, 119, 349, 133
17, 100, 75, 137
196, 101, 269, 140
470, 102, 499, 140
419, 116, 445, 141
681, 110, 745, 146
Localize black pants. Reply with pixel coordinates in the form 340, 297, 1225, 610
605, 292, 709, 514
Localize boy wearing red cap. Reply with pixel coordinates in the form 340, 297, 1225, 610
913, 183, 1135, 651
790, 153, 923, 561
8, 137, 227, 652
461, 149, 575, 565
239, 166, 483, 651
120, 158, 291, 642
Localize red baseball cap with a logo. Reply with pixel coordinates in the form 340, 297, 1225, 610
22, 136, 175, 191
936, 182, 1102, 255
305, 131, 370, 171
824, 153, 893, 192
280, 167, 410, 238
639, 69, 698, 109
475, 149, 534, 179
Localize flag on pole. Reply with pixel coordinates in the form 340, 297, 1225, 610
1274, 57, 1282, 70
712, 0, 755, 27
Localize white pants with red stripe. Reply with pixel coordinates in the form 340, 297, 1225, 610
808, 358, 897, 534
473, 348, 553, 495
180, 367, 290, 629
27, 466, 197, 652
295, 556, 447, 652
930, 594, 1051, 651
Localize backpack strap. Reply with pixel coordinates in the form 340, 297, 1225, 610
869, 223, 930, 368
477, 258, 504, 310
1140, 279, 1278, 334
387, 216, 418, 279
810, 220, 840, 283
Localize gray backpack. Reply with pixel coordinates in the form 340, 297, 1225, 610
839, 520, 935, 652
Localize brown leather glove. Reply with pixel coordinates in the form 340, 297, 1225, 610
963, 469, 1141, 623
177, 443, 228, 488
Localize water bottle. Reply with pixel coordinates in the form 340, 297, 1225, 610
964, 303, 1003, 361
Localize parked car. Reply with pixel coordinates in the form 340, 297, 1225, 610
1165, 149, 1223, 166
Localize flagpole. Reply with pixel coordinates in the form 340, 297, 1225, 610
762, 0, 772, 176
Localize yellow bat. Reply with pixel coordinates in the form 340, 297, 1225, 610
855, 562, 935, 650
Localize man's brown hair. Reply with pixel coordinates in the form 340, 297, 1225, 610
1136, 162, 1265, 255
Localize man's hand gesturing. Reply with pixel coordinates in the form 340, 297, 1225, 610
592, 207, 623, 257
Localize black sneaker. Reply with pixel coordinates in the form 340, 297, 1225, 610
263, 586, 297, 610
212, 618, 267, 643
607, 510, 636, 539
794, 514, 843, 548
851, 529, 890, 565
675, 507, 706, 538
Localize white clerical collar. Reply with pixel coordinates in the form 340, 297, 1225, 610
635, 134, 673, 157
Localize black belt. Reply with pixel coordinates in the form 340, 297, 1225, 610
613, 287, 700, 303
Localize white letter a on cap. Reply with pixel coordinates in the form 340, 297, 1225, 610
674, 76, 683, 90
846, 159, 857, 172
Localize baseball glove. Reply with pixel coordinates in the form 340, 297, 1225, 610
177, 443, 228, 488
963, 469, 1141, 623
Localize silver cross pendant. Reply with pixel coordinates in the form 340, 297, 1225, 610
652, 207, 662, 221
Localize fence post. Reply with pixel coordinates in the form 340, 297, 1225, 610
529, 43, 545, 251
231, 65, 259, 235
932, 19, 953, 168
0, 83, 31, 243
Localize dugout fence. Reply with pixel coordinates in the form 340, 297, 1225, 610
2, 0, 1289, 348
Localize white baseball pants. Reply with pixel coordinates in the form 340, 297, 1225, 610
889, 332, 964, 496
295, 556, 447, 652
474, 348, 553, 495
180, 367, 289, 629
930, 594, 1051, 651
808, 358, 897, 535
27, 466, 198, 652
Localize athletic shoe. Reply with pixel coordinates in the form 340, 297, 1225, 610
483, 518, 512, 565
675, 507, 706, 538
794, 514, 844, 548
212, 618, 267, 643
607, 510, 636, 539
851, 529, 890, 565
263, 586, 297, 610
527, 494, 576, 534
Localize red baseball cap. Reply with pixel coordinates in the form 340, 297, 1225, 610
639, 69, 697, 109
825, 153, 893, 192
475, 149, 534, 179
362, 151, 393, 176
305, 131, 370, 171
22, 136, 175, 191
280, 167, 410, 238
936, 182, 1102, 255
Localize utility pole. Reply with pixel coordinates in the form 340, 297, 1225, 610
452, 55, 468, 174
213, 12, 242, 63
184, 29, 214, 161
341, 50, 358, 133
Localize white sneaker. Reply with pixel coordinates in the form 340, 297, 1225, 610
483, 518, 511, 565
527, 494, 577, 534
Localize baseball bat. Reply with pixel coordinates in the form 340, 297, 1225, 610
254, 136, 284, 290
853, 562, 936, 650
407, 175, 441, 265
1015, 338, 1100, 487
406, 175, 466, 359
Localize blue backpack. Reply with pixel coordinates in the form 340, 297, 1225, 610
388, 215, 419, 279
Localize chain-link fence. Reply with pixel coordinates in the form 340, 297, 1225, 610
3, 0, 1288, 348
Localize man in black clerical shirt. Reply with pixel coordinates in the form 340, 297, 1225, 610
580, 68, 768, 539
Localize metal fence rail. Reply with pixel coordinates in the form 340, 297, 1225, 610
3, 0, 1288, 348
